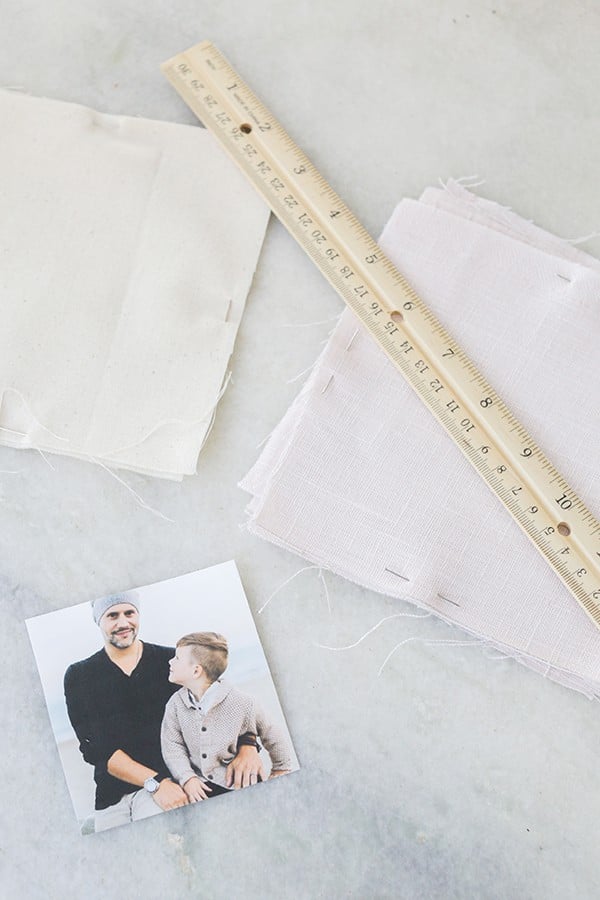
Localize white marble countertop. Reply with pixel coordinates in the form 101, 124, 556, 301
2, 3, 600, 898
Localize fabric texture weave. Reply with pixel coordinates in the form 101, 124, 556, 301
0, 90, 269, 479
242, 181, 600, 697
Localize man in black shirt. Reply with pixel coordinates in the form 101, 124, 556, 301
64, 592, 263, 832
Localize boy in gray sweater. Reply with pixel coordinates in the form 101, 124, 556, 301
161, 632, 294, 802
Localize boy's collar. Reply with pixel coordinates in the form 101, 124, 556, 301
182, 678, 229, 712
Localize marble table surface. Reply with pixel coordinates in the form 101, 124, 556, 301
2, 2, 600, 898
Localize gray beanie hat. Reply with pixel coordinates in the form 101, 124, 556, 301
92, 592, 141, 625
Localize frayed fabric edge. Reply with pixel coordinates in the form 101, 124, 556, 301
243, 521, 600, 702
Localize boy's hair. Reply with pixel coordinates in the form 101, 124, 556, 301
177, 632, 229, 682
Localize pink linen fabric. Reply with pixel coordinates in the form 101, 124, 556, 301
242, 182, 600, 697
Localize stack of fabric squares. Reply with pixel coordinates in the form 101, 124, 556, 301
242, 181, 600, 697
0, 90, 269, 479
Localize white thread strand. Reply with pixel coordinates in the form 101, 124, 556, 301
286, 361, 321, 385
279, 314, 341, 329
564, 230, 600, 244
378, 637, 483, 677
36, 448, 57, 471
316, 611, 432, 652
258, 565, 320, 615
93, 458, 175, 523
103, 372, 233, 459
455, 174, 483, 184
256, 428, 276, 450
319, 569, 331, 615
0, 388, 70, 442
194, 373, 234, 463
439, 174, 483, 192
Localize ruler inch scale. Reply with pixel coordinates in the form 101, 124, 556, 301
161, 41, 600, 630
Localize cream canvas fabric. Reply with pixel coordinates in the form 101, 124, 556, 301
242, 182, 600, 697
0, 90, 269, 479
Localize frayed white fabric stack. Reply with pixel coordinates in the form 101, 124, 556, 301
0, 90, 269, 480
242, 181, 600, 697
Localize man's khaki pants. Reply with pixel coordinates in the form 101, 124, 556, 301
94, 788, 163, 832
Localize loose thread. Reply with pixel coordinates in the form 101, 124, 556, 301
0, 388, 70, 442
478, 637, 599, 685
92, 457, 175, 524
286, 361, 321, 385
256, 427, 276, 450
316, 611, 432, 652
103, 372, 233, 459
194, 372, 234, 462
319, 569, 331, 615
378, 637, 483, 677
438, 175, 485, 192
194, 404, 219, 460
258, 565, 321, 614
564, 230, 600, 245
279, 314, 341, 329
0, 423, 68, 443
36, 448, 57, 471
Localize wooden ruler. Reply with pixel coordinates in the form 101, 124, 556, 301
162, 41, 600, 629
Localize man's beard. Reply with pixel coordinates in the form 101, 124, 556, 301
109, 627, 137, 649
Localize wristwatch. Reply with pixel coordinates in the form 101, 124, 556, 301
143, 776, 161, 794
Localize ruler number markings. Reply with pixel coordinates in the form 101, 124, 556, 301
163, 44, 600, 628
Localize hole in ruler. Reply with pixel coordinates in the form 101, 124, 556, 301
557, 521, 571, 537
240, 123, 252, 134
390, 311, 404, 324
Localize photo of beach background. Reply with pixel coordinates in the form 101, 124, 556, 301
26, 562, 297, 825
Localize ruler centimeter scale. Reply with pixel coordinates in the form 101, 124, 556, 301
162, 41, 600, 630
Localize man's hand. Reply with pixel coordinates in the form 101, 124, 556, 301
183, 776, 213, 802
152, 778, 189, 810
225, 744, 266, 789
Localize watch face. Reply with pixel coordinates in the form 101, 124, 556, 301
144, 777, 159, 793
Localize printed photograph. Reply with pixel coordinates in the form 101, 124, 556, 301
26, 561, 299, 834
